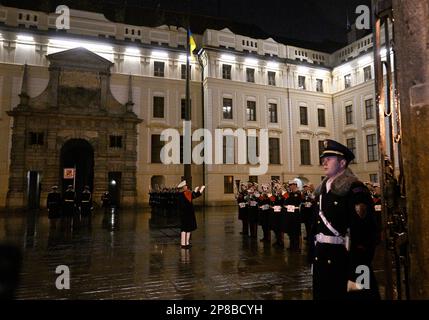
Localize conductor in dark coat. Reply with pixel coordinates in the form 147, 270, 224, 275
177, 181, 204, 249
311, 139, 380, 300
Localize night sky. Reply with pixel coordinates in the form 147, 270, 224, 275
6, 0, 373, 50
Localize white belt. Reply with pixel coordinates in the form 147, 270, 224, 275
304, 202, 312, 208
375, 205, 382, 212
250, 201, 258, 207
260, 204, 270, 211
273, 205, 282, 213
239, 202, 246, 208
315, 233, 345, 245
285, 205, 299, 212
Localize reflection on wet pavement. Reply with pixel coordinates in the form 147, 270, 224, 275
0, 207, 315, 300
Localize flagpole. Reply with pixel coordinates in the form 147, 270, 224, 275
184, 15, 192, 189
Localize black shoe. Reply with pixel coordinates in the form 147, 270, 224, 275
181, 245, 190, 249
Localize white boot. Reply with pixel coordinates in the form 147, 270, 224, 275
181, 231, 186, 247
186, 232, 191, 247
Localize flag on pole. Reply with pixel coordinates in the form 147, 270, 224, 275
188, 29, 196, 56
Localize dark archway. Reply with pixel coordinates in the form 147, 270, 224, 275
60, 139, 94, 195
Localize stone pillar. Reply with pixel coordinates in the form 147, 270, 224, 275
393, 0, 429, 299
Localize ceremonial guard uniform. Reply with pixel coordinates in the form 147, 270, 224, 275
311, 139, 379, 300
63, 185, 76, 217
80, 186, 92, 218
301, 184, 316, 242
47, 186, 61, 220
257, 184, 272, 243
270, 185, 286, 248
246, 185, 259, 239
283, 181, 303, 251
236, 184, 249, 236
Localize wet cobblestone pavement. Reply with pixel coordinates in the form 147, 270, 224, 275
1, 206, 363, 300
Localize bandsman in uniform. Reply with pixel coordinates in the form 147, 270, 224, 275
177, 181, 205, 249
236, 183, 249, 236
301, 184, 316, 242
311, 139, 379, 300
246, 183, 259, 239
270, 181, 286, 248
283, 180, 303, 251
258, 184, 272, 243
47, 185, 61, 229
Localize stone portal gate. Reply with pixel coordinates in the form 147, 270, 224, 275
7, 47, 142, 208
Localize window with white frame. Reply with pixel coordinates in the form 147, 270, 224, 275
364, 66, 372, 82
154, 61, 165, 77
246, 100, 256, 121
316, 78, 323, 92
222, 64, 232, 80
268, 71, 276, 86
269, 103, 278, 123
222, 98, 233, 119
246, 68, 255, 83
344, 74, 352, 89
298, 75, 306, 90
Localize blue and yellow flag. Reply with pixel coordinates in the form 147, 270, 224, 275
188, 29, 196, 55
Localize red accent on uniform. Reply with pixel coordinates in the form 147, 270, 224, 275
184, 190, 192, 203
283, 193, 289, 199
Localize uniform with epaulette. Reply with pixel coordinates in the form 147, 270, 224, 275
311, 139, 380, 300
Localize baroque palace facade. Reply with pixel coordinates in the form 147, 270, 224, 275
0, 5, 389, 208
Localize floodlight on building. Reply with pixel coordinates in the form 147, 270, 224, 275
297, 65, 309, 74
151, 50, 168, 58
244, 57, 258, 65
359, 55, 372, 66
267, 61, 278, 69
17, 34, 34, 43
125, 47, 140, 55
220, 54, 236, 62
48, 38, 113, 52
379, 48, 387, 57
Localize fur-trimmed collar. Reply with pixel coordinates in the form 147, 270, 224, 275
314, 167, 358, 197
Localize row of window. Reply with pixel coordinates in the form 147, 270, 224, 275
344, 66, 372, 89
28, 133, 123, 148
345, 98, 374, 125
153, 97, 192, 119
150, 135, 281, 165
153, 60, 371, 92
153, 61, 192, 80
150, 134, 378, 165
